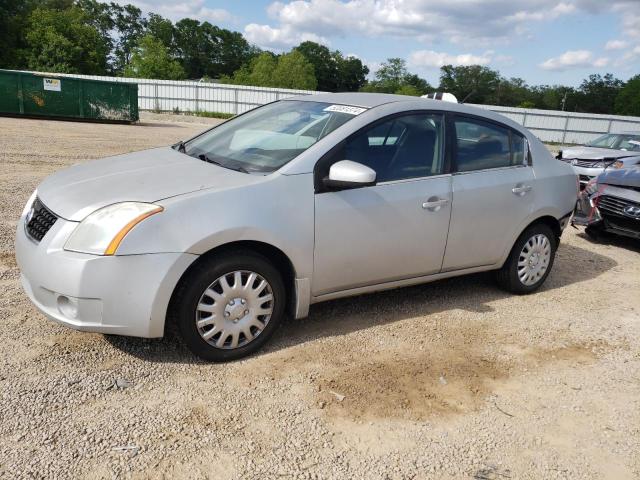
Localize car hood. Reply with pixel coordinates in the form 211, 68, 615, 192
598, 166, 640, 188
561, 146, 637, 160
37, 147, 261, 221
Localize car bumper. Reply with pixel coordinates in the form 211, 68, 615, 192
15, 213, 197, 338
570, 165, 605, 188
573, 188, 640, 239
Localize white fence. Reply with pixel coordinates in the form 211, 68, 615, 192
24, 71, 320, 115
468, 104, 640, 144
16, 70, 640, 144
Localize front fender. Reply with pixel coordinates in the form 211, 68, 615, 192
114, 173, 315, 280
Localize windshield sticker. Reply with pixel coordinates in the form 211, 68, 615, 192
323, 104, 367, 115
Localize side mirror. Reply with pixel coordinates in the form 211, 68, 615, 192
324, 160, 376, 190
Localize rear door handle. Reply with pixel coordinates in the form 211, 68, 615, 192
512, 184, 532, 195
422, 197, 449, 210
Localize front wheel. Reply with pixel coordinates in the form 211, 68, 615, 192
170, 251, 286, 361
496, 224, 557, 294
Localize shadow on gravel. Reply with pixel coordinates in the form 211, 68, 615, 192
577, 230, 640, 253
106, 242, 616, 363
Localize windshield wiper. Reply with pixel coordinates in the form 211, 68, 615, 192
198, 154, 249, 174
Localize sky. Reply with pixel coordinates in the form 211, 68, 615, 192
118, 0, 640, 86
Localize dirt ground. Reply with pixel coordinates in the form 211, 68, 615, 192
0, 114, 639, 480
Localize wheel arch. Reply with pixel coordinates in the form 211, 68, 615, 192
166, 240, 298, 333
498, 214, 562, 270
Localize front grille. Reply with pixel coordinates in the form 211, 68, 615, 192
573, 159, 602, 168
26, 197, 58, 242
562, 158, 602, 168
597, 195, 640, 218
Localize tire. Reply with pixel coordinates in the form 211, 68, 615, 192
170, 250, 286, 362
496, 223, 557, 294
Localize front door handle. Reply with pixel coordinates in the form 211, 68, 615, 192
512, 184, 532, 196
422, 197, 449, 211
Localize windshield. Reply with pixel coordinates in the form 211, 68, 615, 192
587, 133, 640, 151
183, 100, 365, 173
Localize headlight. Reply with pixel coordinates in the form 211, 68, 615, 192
64, 202, 163, 255
584, 178, 599, 197
22, 190, 38, 217
612, 160, 624, 169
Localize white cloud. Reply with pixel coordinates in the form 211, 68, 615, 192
605, 39, 628, 50
243, 0, 590, 50
112, 0, 232, 23
409, 50, 493, 68
244, 24, 329, 50
539, 50, 609, 71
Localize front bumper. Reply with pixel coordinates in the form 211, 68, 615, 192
15, 213, 197, 338
573, 188, 640, 240
571, 165, 605, 189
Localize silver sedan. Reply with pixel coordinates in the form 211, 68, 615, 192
16, 93, 578, 361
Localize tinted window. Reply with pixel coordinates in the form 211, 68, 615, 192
454, 118, 514, 172
511, 132, 528, 166
341, 113, 444, 182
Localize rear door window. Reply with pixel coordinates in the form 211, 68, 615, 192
454, 118, 514, 172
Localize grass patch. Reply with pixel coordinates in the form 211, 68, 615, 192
195, 111, 235, 119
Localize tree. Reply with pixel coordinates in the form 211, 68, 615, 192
271, 50, 317, 90
0, 0, 39, 69
360, 58, 429, 95
294, 41, 338, 91
439, 65, 501, 104
223, 51, 317, 90
25, 6, 109, 74
111, 3, 147, 73
576, 73, 623, 114
124, 34, 185, 79
146, 13, 175, 51
615, 75, 640, 116
334, 54, 369, 92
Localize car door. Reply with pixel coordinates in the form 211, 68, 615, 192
442, 114, 535, 271
312, 112, 452, 296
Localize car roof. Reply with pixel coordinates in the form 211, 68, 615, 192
287, 92, 527, 133
289, 92, 425, 108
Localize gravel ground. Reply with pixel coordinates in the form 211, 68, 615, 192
0, 114, 639, 480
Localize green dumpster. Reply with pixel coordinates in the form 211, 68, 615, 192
0, 70, 138, 123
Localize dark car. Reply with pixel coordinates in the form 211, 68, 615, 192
573, 164, 640, 240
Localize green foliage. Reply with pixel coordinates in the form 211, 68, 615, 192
615, 75, 640, 116
439, 65, 501, 104
293, 42, 369, 92
124, 34, 185, 80
577, 73, 624, 114
1, 0, 637, 116
223, 51, 317, 90
25, 5, 109, 74
173, 18, 257, 79
195, 111, 235, 119
395, 85, 423, 96
361, 58, 431, 95
517, 100, 536, 108
271, 51, 317, 90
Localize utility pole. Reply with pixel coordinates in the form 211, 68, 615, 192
561, 91, 567, 111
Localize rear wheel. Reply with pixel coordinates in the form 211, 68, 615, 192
171, 251, 286, 361
496, 224, 557, 294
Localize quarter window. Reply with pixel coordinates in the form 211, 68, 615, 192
340, 113, 445, 182
454, 118, 525, 172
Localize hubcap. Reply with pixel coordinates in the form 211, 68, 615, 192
517, 233, 551, 286
195, 270, 274, 349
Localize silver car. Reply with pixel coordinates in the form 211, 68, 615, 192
16, 93, 577, 361
557, 132, 640, 188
